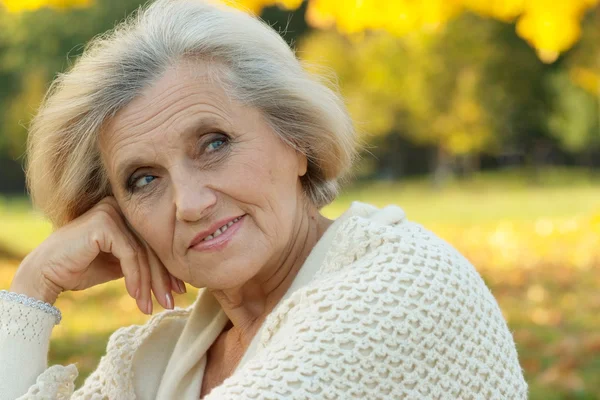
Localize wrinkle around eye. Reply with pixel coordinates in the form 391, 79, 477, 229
125, 173, 162, 200
133, 174, 157, 189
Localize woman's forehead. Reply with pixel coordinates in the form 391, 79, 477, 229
101, 63, 237, 147
98, 62, 246, 176
109, 63, 232, 131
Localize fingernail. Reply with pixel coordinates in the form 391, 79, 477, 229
170, 275, 180, 293
146, 299, 153, 315
134, 288, 140, 299
178, 280, 186, 294
165, 293, 174, 310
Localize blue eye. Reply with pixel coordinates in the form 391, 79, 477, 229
133, 175, 156, 189
206, 138, 225, 152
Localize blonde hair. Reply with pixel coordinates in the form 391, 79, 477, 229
27, 0, 357, 227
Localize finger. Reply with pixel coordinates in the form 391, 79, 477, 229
136, 249, 153, 315
170, 274, 186, 294
145, 244, 174, 310
95, 202, 143, 302
119, 219, 157, 315
177, 277, 186, 294
95, 199, 153, 315
90, 213, 141, 302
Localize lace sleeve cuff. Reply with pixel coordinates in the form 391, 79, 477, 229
0, 291, 58, 346
0, 290, 61, 325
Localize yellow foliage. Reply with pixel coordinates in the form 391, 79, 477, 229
3, 0, 597, 62
433, 212, 600, 273
1, 0, 92, 12
570, 67, 600, 95
515, 1, 588, 63
461, 0, 599, 62
227, 0, 302, 14
306, 0, 461, 36
462, 0, 525, 21
241, 0, 600, 62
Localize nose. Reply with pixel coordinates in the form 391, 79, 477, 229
173, 171, 217, 223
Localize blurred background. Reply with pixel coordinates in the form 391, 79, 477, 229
0, 0, 599, 398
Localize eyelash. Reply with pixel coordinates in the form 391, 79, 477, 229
126, 134, 230, 193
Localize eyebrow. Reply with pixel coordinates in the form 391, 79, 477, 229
113, 116, 230, 187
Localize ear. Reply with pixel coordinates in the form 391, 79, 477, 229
296, 151, 308, 177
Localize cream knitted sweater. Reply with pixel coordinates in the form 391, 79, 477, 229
0, 202, 528, 399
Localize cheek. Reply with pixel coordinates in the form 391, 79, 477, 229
126, 206, 172, 257
232, 149, 297, 195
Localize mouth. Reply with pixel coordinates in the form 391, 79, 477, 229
188, 214, 246, 252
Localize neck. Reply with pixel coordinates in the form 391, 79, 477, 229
208, 204, 333, 347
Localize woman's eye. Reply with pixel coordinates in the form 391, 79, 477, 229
206, 137, 226, 152
133, 175, 156, 189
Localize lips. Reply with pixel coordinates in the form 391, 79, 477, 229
188, 214, 246, 249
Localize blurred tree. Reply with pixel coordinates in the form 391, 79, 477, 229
548, 10, 600, 168
548, 72, 599, 157
0, 69, 45, 158
0, 0, 143, 191
300, 14, 497, 182
0, 0, 597, 186
478, 19, 557, 176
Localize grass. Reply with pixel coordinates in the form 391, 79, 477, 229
327, 167, 600, 223
0, 167, 599, 398
0, 197, 52, 259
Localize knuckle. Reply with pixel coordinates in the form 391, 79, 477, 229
88, 230, 104, 248
96, 203, 118, 218
91, 209, 114, 225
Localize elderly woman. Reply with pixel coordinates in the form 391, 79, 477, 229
0, 0, 527, 399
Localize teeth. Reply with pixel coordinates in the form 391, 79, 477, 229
203, 216, 243, 241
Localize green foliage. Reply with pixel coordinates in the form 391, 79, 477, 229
547, 13, 600, 155
298, 11, 600, 179
300, 14, 499, 157
548, 72, 599, 152
0, 0, 145, 157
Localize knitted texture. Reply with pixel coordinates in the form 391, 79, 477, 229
7, 209, 527, 399
72, 308, 193, 399
204, 216, 528, 399
17, 365, 78, 400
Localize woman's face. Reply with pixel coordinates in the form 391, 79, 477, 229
100, 61, 308, 290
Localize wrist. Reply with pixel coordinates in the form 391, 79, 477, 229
9, 257, 62, 305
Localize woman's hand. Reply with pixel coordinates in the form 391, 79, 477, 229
8, 197, 185, 315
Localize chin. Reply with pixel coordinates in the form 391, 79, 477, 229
191, 259, 263, 290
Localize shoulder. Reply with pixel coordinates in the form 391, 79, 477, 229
317, 209, 507, 337
320, 205, 483, 288
270, 208, 527, 398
